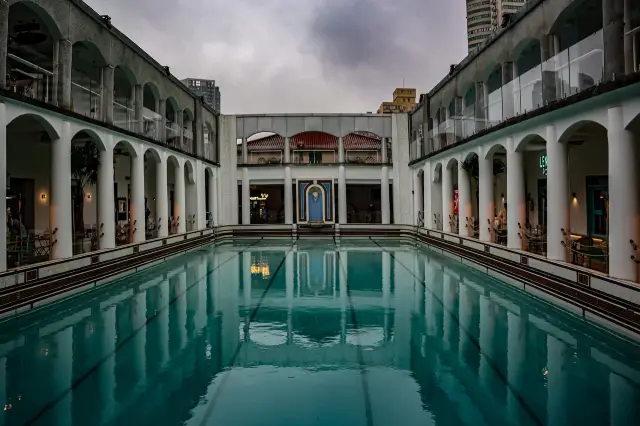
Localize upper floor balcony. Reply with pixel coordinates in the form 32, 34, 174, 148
1, 0, 219, 164
410, 0, 640, 162
237, 131, 393, 166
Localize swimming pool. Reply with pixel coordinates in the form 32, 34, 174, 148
0, 238, 638, 425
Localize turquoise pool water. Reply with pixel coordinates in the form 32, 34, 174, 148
0, 239, 639, 426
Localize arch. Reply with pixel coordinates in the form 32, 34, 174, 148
626, 112, 640, 133
484, 142, 507, 159
144, 147, 162, 163
513, 38, 542, 76
6, 112, 59, 140
432, 162, 443, 183
9, 0, 63, 40
205, 166, 215, 178
550, 0, 603, 51
184, 159, 195, 184
479, 62, 502, 87
445, 157, 458, 170
113, 139, 138, 157
304, 184, 328, 222
463, 151, 479, 163
167, 154, 180, 169
182, 108, 194, 123
558, 120, 607, 145
143, 82, 160, 112
166, 97, 180, 114
485, 64, 503, 92
114, 65, 138, 87
71, 128, 107, 152
515, 133, 546, 152
72, 40, 108, 81
290, 131, 338, 150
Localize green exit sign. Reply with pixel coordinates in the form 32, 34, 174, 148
539, 155, 548, 176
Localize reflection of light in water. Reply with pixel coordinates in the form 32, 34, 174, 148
240, 322, 287, 346
346, 327, 384, 348
293, 334, 340, 349
250, 258, 270, 279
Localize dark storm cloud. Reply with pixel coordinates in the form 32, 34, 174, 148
84, 0, 467, 113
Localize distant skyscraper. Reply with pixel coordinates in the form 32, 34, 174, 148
181, 78, 221, 113
467, 0, 527, 52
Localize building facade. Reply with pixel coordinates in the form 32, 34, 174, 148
467, 0, 528, 51
377, 88, 417, 114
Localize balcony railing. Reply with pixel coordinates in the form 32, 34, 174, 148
6, 53, 52, 104
418, 29, 606, 161
113, 100, 135, 132
71, 80, 101, 120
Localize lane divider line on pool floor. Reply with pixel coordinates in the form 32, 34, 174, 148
369, 237, 544, 426
333, 236, 375, 426
23, 238, 265, 426
197, 236, 299, 426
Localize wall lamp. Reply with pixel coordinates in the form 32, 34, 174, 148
40, 193, 47, 200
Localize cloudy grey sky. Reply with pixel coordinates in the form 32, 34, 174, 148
85, 0, 467, 114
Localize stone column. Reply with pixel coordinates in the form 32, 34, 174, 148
423, 162, 432, 229
176, 109, 184, 147
208, 171, 216, 227
608, 106, 638, 281
442, 164, 453, 233
134, 84, 144, 133
98, 147, 115, 249
502, 62, 515, 120
0, 103, 6, 272
479, 152, 494, 242
458, 160, 472, 236
284, 166, 293, 224
241, 137, 248, 164
101, 65, 114, 124
546, 124, 569, 261
381, 137, 388, 163
339, 166, 347, 224
540, 34, 558, 105
156, 157, 168, 237
57, 39, 72, 110
242, 167, 250, 225
175, 161, 186, 233
130, 154, 145, 243
381, 166, 390, 224
475, 81, 487, 132
507, 137, 525, 250
0, 0, 9, 91
413, 170, 421, 226
284, 136, 290, 163
158, 99, 166, 143
603, 0, 626, 81
51, 121, 73, 260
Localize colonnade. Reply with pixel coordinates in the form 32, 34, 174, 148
418, 106, 639, 282
238, 136, 392, 225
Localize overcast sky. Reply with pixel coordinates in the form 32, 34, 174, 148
85, 0, 468, 114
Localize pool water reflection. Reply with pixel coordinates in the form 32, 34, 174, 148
0, 239, 639, 426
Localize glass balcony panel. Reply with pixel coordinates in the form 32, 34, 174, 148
6, 54, 53, 104
568, 30, 604, 94
518, 65, 543, 113
487, 88, 502, 127
113, 101, 134, 132
502, 80, 516, 120
71, 80, 101, 119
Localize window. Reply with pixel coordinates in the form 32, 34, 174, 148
309, 151, 322, 164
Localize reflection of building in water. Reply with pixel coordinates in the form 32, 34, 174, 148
298, 250, 336, 295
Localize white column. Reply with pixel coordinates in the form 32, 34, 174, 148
0, 103, 7, 272
381, 166, 390, 224
458, 161, 472, 236
284, 136, 290, 163
241, 167, 250, 225
130, 153, 145, 243
442, 164, 453, 233
284, 167, 293, 224
338, 166, 347, 224
546, 335, 569, 426
50, 121, 73, 260
156, 158, 168, 237
50, 327, 73, 425
423, 162, 432, 229
175, 162, 186, 233
546, 124, 569, 261
479, 153, 494, 242
507, 137, 525, 250
98, 147, 115, 249
413, 170, 421, 226
608, 106, 638, 281
196, 164, 206, 230
241, 137, 248, 164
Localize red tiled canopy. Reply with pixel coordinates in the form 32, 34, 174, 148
239, 131, 383, 152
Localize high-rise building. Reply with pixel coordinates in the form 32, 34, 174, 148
181, 78, 221, 113
377, 88, 417, 114
467, 0, 527, 52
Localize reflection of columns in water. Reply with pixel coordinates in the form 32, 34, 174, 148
479, 294, 495, 387
394, 252, 412, 369
286, 251, 294, 345
339, 250, 348, 344
507, 311, 526, 424
382, 251, 391, 341
158, 279, 170, 367
50, 327, 73, 426
175, 270, 188, 351
424, 259, 438, 336
458, 280, 474, 364
609, 372, 640, 426
100, 307, 116, 424
442, 270, 457, 351
412, 253, 423, 315
243, 252, 252, 308
194, 262, 207, 334
207, 255, 216, 315
546, 335, 569, 426
132, 291, 147, 384
221, 254, 240, 363
0, 358, 5, 426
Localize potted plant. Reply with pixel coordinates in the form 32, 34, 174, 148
71, 140, 99, 247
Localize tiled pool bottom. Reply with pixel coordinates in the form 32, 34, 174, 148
0, 239, 639, 426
